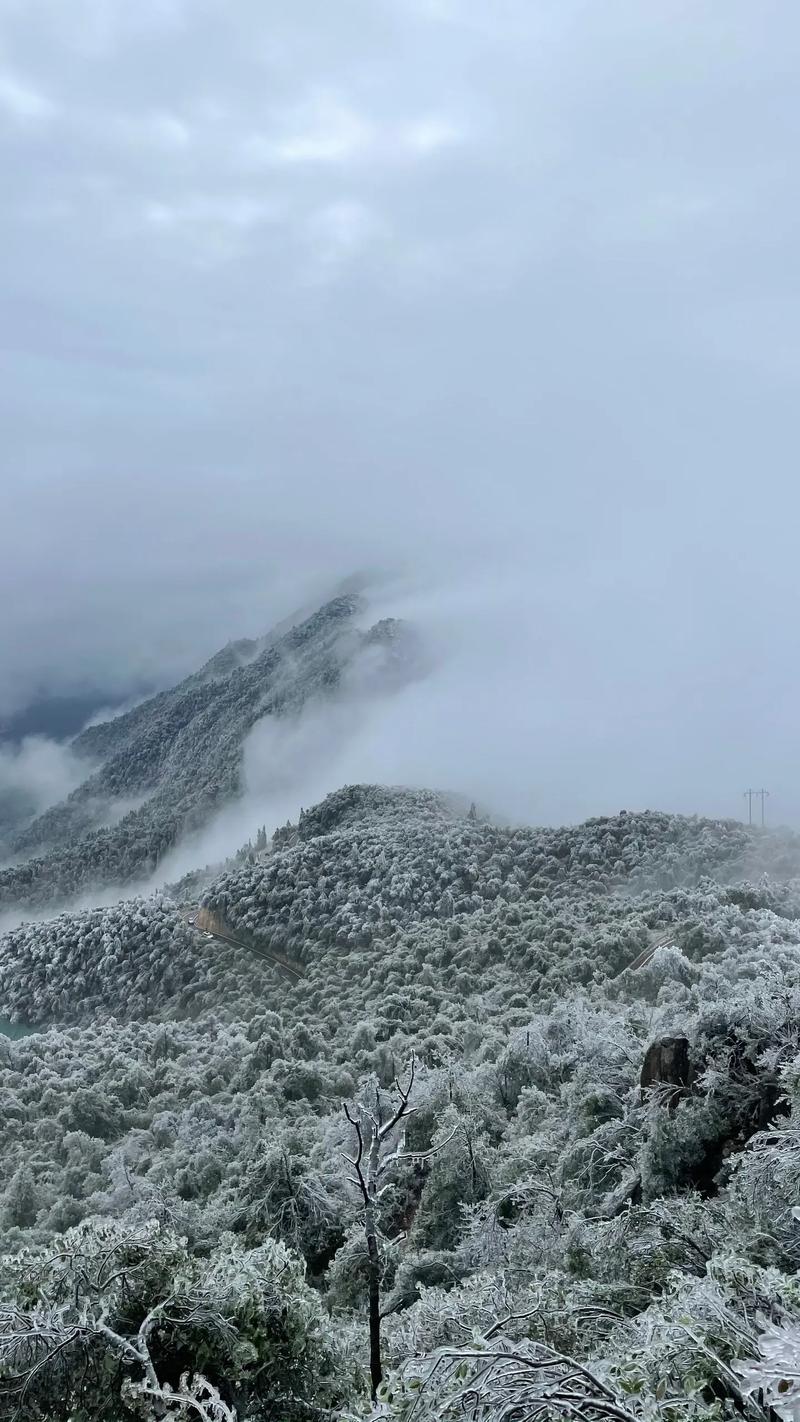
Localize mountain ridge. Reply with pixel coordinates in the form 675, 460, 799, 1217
0, 594, 420, 912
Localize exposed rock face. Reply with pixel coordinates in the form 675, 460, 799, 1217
640, 1035, 693, 1105
193, 906, 228, 937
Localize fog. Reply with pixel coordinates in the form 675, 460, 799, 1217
2, 0, 799, 824
0, 736, 87, 842
153, 565, 786, 881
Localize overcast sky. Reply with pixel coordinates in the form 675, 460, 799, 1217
2, 0, 799, 822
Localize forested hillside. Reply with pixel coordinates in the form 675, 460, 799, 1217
0, 597, 417, 912
0, 788, 799, 1419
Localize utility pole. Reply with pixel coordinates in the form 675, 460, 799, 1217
743, 788, 770, 826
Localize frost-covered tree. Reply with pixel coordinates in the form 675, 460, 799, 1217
342, 1054, 455, 1397
0, 1218, 355, 1419
2, 787, 800, 1416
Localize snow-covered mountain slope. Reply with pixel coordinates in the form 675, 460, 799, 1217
3, 785, 800, 1031
3, 786, 800, 1419
0, 597, 418, 911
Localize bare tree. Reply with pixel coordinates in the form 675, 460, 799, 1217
342, 1052, 455, 1399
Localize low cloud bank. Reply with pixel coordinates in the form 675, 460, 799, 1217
0, 737, 88, 848
157, 562, 785, 889
2, 557, 788, 932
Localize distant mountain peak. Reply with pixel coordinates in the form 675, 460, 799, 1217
0, 590, 420, 913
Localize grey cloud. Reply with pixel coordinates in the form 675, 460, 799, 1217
0, 68, 56, 121
1, 0, 798, 822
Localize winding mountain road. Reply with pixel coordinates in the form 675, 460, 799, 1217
181, 906, 305, 982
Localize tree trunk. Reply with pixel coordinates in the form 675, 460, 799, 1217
365, 1204, 382, 1398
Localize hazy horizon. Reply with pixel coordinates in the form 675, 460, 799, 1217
3, 1, 798, 827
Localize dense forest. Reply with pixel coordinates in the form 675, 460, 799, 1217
0, 779, 799, 1419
